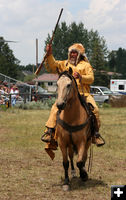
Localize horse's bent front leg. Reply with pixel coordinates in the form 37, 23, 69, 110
77, 161, 88, 181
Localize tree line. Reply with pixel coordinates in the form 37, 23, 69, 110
0, 22, 126, 87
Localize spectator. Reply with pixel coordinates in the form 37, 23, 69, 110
0, 86, 4, 105
15, 86, 19, 99
10, 85, 18, 106
0, 96, 4, 105
0, 85, 5, 95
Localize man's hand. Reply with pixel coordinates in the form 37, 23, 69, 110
46, 44, 52, 56
73, 72, 82, 82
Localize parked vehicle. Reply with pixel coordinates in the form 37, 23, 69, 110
36, 86, 48, 94
90, 86, 121, 104
31, 85, 56, 101
110, 79, 126, 95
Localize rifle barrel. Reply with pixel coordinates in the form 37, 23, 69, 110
35, 8, 63, 76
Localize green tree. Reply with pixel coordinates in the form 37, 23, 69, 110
45, 22, 70, 60
24, 74, 36, 82
108, 48, 126, 78
25, 64, 36, 73
88, 30, 108, 70
93, 71, 110, 87
45, 22, 108, 70
116, 48, 126, 75
108, 51, 117, 72
0, 37, 20, 78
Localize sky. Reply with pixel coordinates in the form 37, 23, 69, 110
0, 0, 126, 66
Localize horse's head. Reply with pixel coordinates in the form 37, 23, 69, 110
56, 68, 76, 110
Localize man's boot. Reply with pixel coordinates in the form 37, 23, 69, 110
41, 128, 58, 148
90, 113, 105, 147
41, 128, 55, 143
92, 132, 105, 147
41, 128, 58, 160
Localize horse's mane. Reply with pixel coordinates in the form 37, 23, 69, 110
58, 70, 73, 81
58, 70, 86, 107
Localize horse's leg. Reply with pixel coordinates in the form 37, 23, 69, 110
59, 142, 70, 190
63, 160, 69, 185
62, 155, 71, 191
68, 146, 76, 178
78, 139, 91, 181
76, 142, 88, 181
83, 139, 91, 164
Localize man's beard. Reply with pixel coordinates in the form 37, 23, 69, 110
69, 57, 76, 65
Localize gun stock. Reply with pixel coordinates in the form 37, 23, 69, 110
35, 8, 63, 76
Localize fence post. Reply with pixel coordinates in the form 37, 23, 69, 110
9, 94, 11, 107
24, 94, 26, 104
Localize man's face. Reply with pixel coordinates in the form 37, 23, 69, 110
69, 50, 78, 65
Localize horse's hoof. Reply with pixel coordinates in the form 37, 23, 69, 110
71, 170, 76, 178
80, 168, 88, 182
81, 174, 88, 182
62, 184, 70, 191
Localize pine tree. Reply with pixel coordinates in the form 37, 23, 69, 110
0, 36, 20, 78
45, 22, 108, 70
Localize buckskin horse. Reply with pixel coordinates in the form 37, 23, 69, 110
55, 68, 92, 191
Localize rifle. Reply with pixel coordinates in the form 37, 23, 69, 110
35, 8, 63, 75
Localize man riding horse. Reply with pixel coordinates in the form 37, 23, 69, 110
41, 43, 105, 158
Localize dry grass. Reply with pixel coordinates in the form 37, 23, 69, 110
0, 107, 126, 200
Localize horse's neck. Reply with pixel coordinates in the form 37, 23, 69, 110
60, 93, 87, 124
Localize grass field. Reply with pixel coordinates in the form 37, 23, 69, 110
0, 107, 126, 200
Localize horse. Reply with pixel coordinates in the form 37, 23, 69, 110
55, 68, 92, 191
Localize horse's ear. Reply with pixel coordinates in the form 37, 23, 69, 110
68, 67, 73, 75
56, 67, 61, 75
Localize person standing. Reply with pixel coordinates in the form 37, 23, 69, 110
10, 85, 17, 106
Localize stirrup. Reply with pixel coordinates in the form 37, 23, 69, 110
95, 132, 105, 147
41, 132, 50, 142
41, 128, 55, 143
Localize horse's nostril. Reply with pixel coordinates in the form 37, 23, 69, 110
57, 102, 65, 110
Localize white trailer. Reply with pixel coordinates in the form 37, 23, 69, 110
110, 79, 126, 94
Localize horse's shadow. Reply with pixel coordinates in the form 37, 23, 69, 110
52, 176, 107, 191
70, 176, 108, 190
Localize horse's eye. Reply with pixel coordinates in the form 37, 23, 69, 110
67, 84, 71, 88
